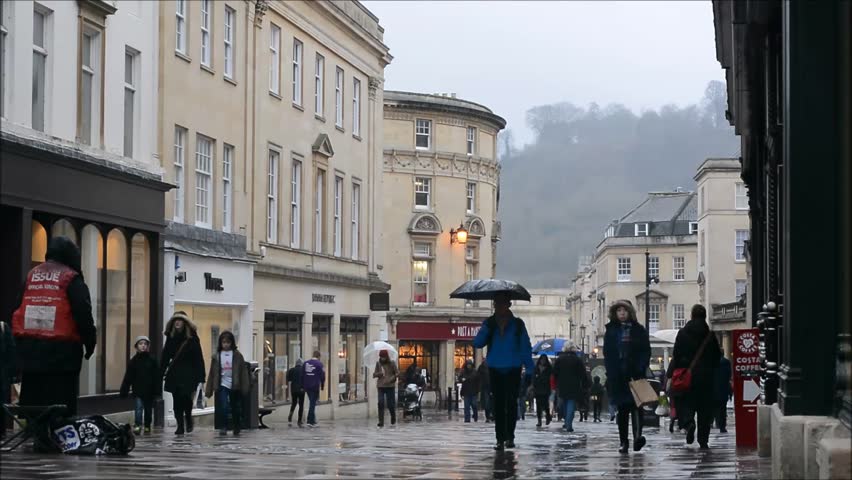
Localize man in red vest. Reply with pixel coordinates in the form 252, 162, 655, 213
12, 236, 97, 416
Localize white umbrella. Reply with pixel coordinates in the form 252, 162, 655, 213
362, 341, 398, 366
652, 329, 680, 344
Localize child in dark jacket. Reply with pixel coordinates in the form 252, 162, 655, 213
120, 336, 161, 434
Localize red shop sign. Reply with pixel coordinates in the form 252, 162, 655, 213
397, 322, 483, 341
732, 328, 760, 448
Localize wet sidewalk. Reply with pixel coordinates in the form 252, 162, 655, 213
0, 411, 770, 479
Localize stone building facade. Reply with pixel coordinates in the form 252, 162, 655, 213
694, 158, 750, 356
1, 0, 169, 417
381, 91, 505, 398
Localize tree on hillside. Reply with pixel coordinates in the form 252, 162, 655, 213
498, 81, 738, 288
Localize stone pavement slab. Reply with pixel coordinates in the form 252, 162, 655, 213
0, 412, 770, 479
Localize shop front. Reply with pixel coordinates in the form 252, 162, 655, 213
0, 127, 170, 417
392, 320, 485, 404
162, 223, 255, 426
254, 270, 386, 421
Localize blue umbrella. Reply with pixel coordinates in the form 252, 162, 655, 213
531, 338, 569, 356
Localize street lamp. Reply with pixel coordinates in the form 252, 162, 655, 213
450, 224, 468, 245
644, 249, 660, 331
580, 325, 586, 353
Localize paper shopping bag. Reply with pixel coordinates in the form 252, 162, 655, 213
629, 379, 658, 407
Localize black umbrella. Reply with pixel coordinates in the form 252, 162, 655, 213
449, 279, 532, 302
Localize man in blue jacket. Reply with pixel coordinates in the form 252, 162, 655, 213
473, 292, 535, 451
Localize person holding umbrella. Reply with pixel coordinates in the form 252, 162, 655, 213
472, 291, 535, 451
373, 350, 399, 427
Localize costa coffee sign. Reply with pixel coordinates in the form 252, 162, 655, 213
397, 322, 482, 341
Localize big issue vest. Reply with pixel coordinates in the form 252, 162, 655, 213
12, 261, 81, 342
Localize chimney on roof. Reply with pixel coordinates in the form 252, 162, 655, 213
450, 93, 457, 98
675, 187, 684, 193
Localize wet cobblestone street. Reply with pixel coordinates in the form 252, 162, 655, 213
0, 411, 770, 479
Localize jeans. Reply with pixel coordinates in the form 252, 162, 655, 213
289, 390, 305, 423
378, 387, 396, 424
463, 394, 478, 422
489, 368, 521, 444
306, 389, 319, 425
535, 394, 552, 424
134, 396, 154, 428
562, 399, 576, 430
215, 387, 243, 432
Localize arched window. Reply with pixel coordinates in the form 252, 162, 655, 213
130, 233, 150, 356
79, 224, 103, 396
105, 229, 128, 391
31, 220, 47, 267
51, 218, 78, 245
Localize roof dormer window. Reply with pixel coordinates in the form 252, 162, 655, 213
635, 223, 649, 236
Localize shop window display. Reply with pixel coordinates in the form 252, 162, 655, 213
398, 340, 439, 389
173, 304, 241, 409
339, 317, 366, 402
312, 315, 331, 402
263, 313, 302, 405
454, 341, 474, 380
31, 219, 153, 396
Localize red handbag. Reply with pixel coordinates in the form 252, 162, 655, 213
671, 333, 712, 394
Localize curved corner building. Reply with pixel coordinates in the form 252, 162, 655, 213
381, 91, 506, 396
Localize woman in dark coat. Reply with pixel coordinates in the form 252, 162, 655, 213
552, 343, 587, 432
161, 311, 206, 435
603, 300, 651, 453
667, 304, 722, 449
532, 355, 553, 427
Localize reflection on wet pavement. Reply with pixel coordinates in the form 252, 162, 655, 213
0, 412, 770, 479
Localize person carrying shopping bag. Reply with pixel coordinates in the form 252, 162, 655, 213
603, 300, 651, 454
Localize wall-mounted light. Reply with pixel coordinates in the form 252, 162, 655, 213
450, 224, 468, 245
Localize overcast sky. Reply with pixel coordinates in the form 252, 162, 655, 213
364, 1, 726, 146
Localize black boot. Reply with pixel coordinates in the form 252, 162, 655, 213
185, 411, 194, 433
378, 406, 385, 427
631, 408, 646, 452
175, 416, 185, 435
619, 441, 629, 454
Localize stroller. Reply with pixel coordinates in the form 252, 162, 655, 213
401, 383, 423, 421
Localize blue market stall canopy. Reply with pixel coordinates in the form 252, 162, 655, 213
532, 338, 570, 356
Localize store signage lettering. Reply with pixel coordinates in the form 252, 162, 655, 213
454, 325, 481, 338
312, 293, 336, 304
397, 322, 483, 341
204, 272, 224, 292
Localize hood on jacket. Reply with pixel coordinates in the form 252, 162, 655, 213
46, 236, 82, 274
606, 300, 638, 327
164, 311, 199, 337
133, 335, 151, 349
295, 358, 303, 367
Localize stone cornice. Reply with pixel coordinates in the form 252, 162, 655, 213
383, 149, 500, 186
268, 1, 390, 77
255, 263, 390, 291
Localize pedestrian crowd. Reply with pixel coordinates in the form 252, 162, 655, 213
1, 237, 733, 454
